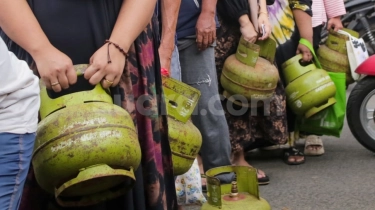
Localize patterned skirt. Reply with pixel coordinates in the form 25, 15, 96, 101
215, 22, 288, 154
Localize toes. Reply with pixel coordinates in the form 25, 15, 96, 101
288, 156, 296, 163
289, 155, 304, 163
257, 169, 266, 177
295, 156, 305, 162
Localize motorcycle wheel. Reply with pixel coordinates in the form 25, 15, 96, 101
347, 76, 375, 152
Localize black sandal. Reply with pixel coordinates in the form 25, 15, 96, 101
283, 147, 305, 165
256, 169, 270, 185
202, 169, 269, 191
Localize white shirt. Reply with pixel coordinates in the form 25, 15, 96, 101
0, 37, 40, 134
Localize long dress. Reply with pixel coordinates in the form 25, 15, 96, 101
0, 1, 177, 209
215, 0, 312, 153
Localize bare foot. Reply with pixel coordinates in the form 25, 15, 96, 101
232, 150, 267, 179
284, 147, 305, 164
288, 155, 304, 163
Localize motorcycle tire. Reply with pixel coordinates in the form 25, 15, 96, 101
347, 76, 375, 152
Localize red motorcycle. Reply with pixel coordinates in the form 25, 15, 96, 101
347, 55, 375, 152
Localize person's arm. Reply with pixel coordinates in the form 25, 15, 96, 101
217, 0, 258, 42
290, 0, 313, 62
239, 15, 258, 43
196, 0, 217, 51
0, 0, 76, 92
325, 0, 346, 31
0, 1, 49, 58
257, 0, 271, 40
159, 0, 181, 72
107, 0, 157, 56
84, 0, 157, 87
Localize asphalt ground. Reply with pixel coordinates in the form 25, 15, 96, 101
184, 84, 375, 210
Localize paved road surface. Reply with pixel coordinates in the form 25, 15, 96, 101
185, 84, 375, 210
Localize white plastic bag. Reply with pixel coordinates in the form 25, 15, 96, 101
337, 30, 369, 81
175, 159, 207, 205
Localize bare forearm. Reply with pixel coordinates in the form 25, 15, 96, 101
293, 9, 313, 43
239, 14, 251, 27
0, 0, 52, 57
259, 0, 268, 14
201, 0, 217, 15
160, 0, 181, 53
110, 0, 157, 52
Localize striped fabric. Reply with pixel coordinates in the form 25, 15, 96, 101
312, 0, 346, 27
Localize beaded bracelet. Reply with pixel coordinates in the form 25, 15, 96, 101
105, 40, 128, 64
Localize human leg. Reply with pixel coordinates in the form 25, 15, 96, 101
214, 23, 270, 184
231, 150, 269, 185
196, 155, 206, 186
0, 133, 35, 210
178, 38, 233, 183
221, 99, 270, 184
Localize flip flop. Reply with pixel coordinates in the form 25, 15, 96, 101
233, 169, 270, 185
201, 169, 269, 192
304, 135, 325, 156
283, 147, 305, 165
256, 169, 270, 185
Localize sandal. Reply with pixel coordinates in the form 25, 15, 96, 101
256, 169, 270, 185
304, 135, 325, 156
201, 169, 269, 192
283, 147, 305, 165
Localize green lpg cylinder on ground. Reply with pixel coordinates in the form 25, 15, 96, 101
221, 36, 279, 107
162, 76, 202, 176
33, 64, 141, 207
282, 54, 337, 118
317, 28, 359, 85
201, 166, 271, 210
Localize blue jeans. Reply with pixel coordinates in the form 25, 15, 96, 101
0, 133, 35, 210
170, 45, 182, 81
177, 38, 233, 183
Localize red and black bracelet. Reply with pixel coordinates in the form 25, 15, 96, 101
105, 39, 128, 64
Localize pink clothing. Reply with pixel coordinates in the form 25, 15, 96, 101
312, 0, 346, 27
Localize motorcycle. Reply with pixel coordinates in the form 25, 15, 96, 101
321, 0, 375, 55
347, 55, 375, 152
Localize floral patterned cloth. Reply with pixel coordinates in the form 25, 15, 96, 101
214, 0, 313, 151
215, 21, 288, 154
175, 159, 206, 205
